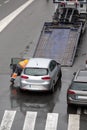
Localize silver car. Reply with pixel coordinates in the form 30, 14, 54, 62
20, 58, 62, 93
67, 68, 87, 106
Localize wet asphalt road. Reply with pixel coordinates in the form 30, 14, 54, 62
0, 0, 87, 130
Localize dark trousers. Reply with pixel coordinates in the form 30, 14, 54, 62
10, 64, 23, 83
14, 64, 23, 76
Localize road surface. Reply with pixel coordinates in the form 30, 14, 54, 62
0, 0, 87, 130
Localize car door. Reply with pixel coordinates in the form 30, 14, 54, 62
49, 60, 58, 85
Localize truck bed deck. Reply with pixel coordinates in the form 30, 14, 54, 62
33, 22, 82, 66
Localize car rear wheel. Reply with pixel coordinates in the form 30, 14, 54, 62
50, 86, 55, 93
59, 70, 62, 79
50, 81, 55, 93
19, 88, 24, 93
67, 104, 76, 113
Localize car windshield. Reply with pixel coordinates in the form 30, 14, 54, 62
24, 68, 48, 76
71, 82, 87, 91
78, 70, 87, 77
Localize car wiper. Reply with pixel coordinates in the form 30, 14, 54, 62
33, 74, 40, 76
82, 89, 87, 91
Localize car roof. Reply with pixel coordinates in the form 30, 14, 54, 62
74, 69, 87, 82
26, 58, 53, 68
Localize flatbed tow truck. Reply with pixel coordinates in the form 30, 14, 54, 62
33, 0, 87, 66
10, 0, 87, 68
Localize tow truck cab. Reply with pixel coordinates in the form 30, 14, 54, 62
53, 0, 87, 15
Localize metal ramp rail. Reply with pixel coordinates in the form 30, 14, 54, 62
60, 8, 75, 23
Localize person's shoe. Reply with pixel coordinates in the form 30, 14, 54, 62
10, 81, 14, 84
10, 78, 14, 84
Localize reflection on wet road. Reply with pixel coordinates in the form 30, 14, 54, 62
9, 80, 62, 115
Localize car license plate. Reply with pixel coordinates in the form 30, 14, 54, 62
77, 96, 87, 100
29, 85, 31, 88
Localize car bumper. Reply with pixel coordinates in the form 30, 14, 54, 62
20, 84, 51, 91
67, 98, 87, 106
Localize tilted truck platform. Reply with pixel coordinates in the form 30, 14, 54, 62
33, 0, 87, 67
11, 0, 86, 67
33, 22, 82, 66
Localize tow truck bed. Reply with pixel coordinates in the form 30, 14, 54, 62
33, 22, 82, 66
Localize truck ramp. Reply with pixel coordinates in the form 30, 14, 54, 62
34, 22, 82, 66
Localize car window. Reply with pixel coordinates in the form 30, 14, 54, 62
49, 60, 57, 71
78, 71, 87, 77
71, 82, 87, 91
24, 68, 48, 76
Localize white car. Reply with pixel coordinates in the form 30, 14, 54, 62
20, 58, 62, 93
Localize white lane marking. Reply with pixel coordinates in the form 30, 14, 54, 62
68, 114, 80, 130
45, 113, 59, 130
23, 111, 37, 130
0, 110, 16, 130
0, 0, 34, 32
4, 0, 10, 4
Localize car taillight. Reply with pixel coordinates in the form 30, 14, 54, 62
21, 75, 28, 79
67, 90, 75, 94
75, 2, 79, 7
42, 76, 51, 80
60, 2, 65, 7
